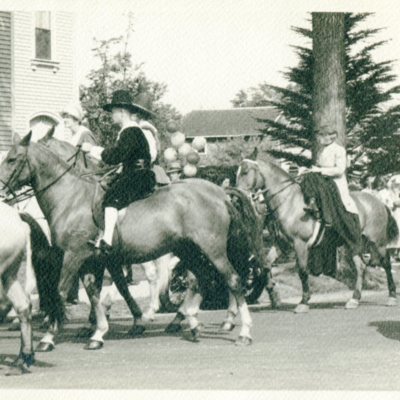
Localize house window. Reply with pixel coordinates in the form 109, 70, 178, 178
35, 11, 51, 60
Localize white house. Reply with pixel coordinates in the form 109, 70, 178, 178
0, 10, 78, 153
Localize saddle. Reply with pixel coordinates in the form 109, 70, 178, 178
91, 179, 159, 231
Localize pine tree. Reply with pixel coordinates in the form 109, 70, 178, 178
235, 13, 400, 176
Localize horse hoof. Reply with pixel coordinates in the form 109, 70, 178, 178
84, 340, 103, 350
165, 323, 182, 334
345, 299, 359, 309
294, 304, 310, 314
386, 297, 398, 307
36, 341, 55, 352
220, 321, 235, 332
235, 336, 253, 346
190, 327, 201, 342
128, 325, 146, 337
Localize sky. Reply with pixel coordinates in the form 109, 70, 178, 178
8, 0, 400, 114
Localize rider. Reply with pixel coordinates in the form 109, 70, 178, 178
300, 126, 362, 253
60, 102, 97, 147
81, 90, 157, 253
60, 102, 98, 303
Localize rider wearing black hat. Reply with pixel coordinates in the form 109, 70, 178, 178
82, 90, 157, 252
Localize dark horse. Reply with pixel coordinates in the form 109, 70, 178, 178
0, 132, 261, 350
237, 155, 399, 312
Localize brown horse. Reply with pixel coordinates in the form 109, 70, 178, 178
38, 129, 281, 324
0, 132, 259, 349
236, 155, 399, 312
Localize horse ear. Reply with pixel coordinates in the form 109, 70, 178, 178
42, 125, 56, 142
20, 131, 32, 146
248, 147, 258, 160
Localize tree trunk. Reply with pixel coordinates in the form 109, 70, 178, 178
312, 13, 346, 159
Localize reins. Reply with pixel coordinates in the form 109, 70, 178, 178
2, 146, 83, 205
239, 159, 298, 215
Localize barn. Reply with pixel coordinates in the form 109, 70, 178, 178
0, 11, 77, 156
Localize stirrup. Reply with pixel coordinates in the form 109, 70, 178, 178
99, 239, 113, 255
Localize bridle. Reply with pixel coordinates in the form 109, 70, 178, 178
1, 144, 82, 205
237, 158, 298, 215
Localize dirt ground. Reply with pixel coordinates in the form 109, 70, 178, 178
1, 289, 400, 390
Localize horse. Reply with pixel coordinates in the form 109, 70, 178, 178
38, 128, 180, 323
0, 202, 36, 375
236, 155, 399, 312
0, 132, 259, 349
39, 129, 280, 321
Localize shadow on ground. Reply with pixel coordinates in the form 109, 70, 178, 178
369, 320, 400, 342
0, 353, 54, 374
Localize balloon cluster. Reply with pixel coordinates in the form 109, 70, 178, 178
163, 120, 207, 177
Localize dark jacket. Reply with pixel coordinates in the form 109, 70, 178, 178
101, 126, 152, 173
101, 126, 156, 209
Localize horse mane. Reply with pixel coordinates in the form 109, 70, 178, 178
256, 155, 297, 184
32, 141, 97, 183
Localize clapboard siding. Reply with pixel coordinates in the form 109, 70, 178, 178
0, 11, 12, 150
13, 11, 76, 135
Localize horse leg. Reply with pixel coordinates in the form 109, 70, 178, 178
294, 239, 311, 314
3, 275, 35, 374
74, 264, 104, 339
176, 271, 203, 341
265, 269, 281, 309
37, 251, 99, 351
345, 253, 366, 309
142, 261, 159, 321
80, 269, 109, 350
86, 261, 106, 332
377, 246, 397, 306
165, 270, 201, 334
212, 256, 253, 345
106, 260, 145, 337
220, 291, 237, 331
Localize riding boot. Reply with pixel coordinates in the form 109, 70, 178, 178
303, 197, 321, 219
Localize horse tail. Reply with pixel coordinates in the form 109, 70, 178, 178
225, 187, 264, 283
385, 205, 399, 244
18, 212, 65, 325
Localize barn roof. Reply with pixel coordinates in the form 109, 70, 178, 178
182, 107, 281, 138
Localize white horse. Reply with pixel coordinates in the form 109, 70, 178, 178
0, 201, 35, 375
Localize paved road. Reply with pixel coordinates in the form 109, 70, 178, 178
1, 290, 400, 390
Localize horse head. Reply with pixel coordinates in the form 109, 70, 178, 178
236, 158, 265, 193
0, 131, 34, 195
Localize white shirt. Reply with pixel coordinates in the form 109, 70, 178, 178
317, 142, 358, 214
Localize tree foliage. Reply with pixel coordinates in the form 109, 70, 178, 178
79, 25, 181, 151
233, 13, 400, 176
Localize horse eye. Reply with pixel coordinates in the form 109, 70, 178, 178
7, 158, 16, 164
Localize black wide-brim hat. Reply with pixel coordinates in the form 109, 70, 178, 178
102, 90, 155, 118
